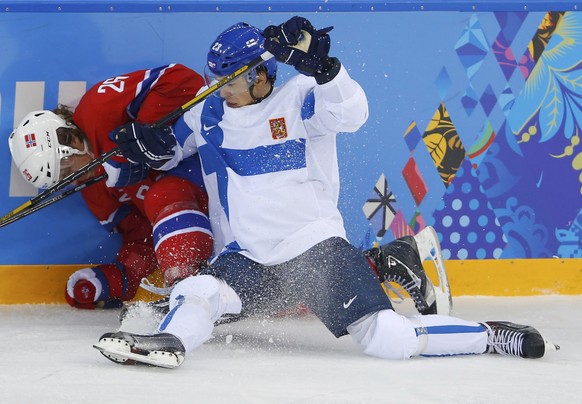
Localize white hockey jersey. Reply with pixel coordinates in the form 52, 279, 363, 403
167, 65, 368, 265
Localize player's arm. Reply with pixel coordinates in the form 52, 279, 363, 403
263, 16, 368, 133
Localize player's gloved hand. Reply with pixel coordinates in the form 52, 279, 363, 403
110, 122, 176, 168
263, 16, 340, 83
65, 265, 124, 310
103, 160, 149, 188
264, 16, 332, 58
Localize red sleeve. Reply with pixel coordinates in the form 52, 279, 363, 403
73, 64, 205, 220
73, 64, 204, 163
80, 168, 123, 222
135, 64, 205, 125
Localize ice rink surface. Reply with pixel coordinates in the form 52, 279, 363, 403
1, 295, 581, 404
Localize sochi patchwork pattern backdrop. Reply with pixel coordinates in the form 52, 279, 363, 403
358, 10, 581, 260
0, 3, 580, 264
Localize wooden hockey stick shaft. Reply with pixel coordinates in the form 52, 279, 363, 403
0, 51, 274, 226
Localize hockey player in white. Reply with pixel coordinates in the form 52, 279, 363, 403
94, 17, 557, 368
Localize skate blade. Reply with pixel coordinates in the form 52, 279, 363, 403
93, 340, 183, 369
415, 226, 453, 315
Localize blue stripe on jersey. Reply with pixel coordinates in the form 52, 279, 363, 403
167, 155, 205, 190
199, 97, 228, 216
224, 139, 306, 176
153, 211, 211, 249
198, 96, 307, 219
126, 64, 171, 119
301, 90, 315, 120
173, 115, 193, 147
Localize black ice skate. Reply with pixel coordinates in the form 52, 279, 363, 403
365, 226, 452, 315
482, 321, 560, 359
93, 331, 185, 368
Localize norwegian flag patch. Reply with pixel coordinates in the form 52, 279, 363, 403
269, 117, 288, 140
24, 133, 37, 148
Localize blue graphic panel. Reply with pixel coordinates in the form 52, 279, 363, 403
0, 5, 580, 264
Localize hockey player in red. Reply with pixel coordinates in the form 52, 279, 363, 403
9, 64, 213, 309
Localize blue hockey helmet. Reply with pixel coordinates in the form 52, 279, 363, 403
206, 22, 277, 82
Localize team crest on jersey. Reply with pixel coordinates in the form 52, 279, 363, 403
269, 117, 288, 140
24, 133, 37, 148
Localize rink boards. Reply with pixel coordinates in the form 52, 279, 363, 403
0, 1, 580, 303
1, 258, 580, 304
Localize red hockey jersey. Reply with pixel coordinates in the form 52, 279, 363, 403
73, 64, 205, 227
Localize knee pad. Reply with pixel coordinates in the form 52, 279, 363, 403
170, 275, 241, 322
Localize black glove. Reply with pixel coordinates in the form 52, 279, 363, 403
264, 16, 332, 57
110, 122, 176, 167
264, 16, 339, 83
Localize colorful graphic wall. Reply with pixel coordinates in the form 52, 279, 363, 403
0, 2, 580, 265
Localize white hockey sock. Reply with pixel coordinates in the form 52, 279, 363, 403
158, 297, 214, 352
411, 314, 488, 356
347, 309, 489, 360
347, 309, 419, 360
156, 275, 242, 352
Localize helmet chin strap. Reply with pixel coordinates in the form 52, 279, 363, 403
59, 139, 94, 160
79, 139, 95, 159
249, 82, 273, 104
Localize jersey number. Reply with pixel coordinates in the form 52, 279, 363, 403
119, 184, 150, 203
97, 75, 130, 94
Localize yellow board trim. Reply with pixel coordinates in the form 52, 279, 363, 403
0, 258, 580, 304
0, 265, 164, 304
441, 258, 582, 296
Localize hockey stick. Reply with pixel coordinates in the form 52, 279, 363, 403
0, 173, 107, 228
0, 51, 274, 226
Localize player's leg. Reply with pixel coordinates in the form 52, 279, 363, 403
144, 175, 213, 287
347, 310, 553, 359
95, 273, 241, 368
281, 237, 393, 338
95, 252, 275, 367
282, 237, 551, 360
347, 310, 486, 359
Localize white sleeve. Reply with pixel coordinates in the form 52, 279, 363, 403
311, 64, 369, 134
180, 108, 201, 159
155, 108, 201, 171
153, 144, 184, 171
